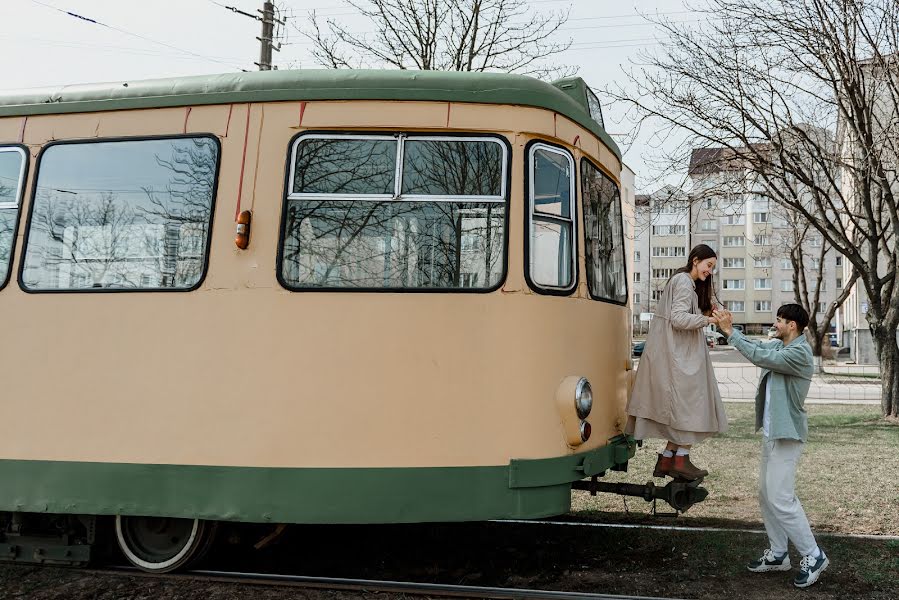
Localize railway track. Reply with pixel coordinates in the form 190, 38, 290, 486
101, 566, 688, 600
494, 518, 899, 540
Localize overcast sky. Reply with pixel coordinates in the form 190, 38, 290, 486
1, 0, 698, 192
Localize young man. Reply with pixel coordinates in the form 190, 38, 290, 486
714, 304, 829, 589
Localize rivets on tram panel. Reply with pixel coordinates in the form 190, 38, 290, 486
235, 210, 252, 249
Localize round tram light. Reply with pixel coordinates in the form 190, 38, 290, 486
579, 420, 592, 442
575, 377, 593, 420
235, 210, 252, 249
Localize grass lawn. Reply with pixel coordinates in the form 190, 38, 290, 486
572, 403, 899, 535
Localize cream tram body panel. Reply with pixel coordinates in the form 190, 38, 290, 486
0, 100, 628, 470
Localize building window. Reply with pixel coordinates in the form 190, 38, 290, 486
725, 300, 745, 312
701, 219, 717, 231
723, 236, 745, 247
755, 278, 772, 289
754, 235, 771, 246
754, 256, 772, 267
281, 134, 507, 291
816, 301, 827, 312
634, 272, 641, 283
723, 279, 745, 290
657, 201, 687, 215
652, 246, 686, 257
23, 137, 218, 291
634, 250, 641, 262
808, 236, 822, 247
0, 146, 26, 288
810, 258, 821, 270
652, 289, 663, 301
781, 258, 792, 269
651, 224, 686, 235
704, 198, 713, 209
753, 212, 769, 223
724, 214, 745, 225
835, 256, 842, 266
634, 292, 641, 304
582, 158, 627, 303
755, 300, 772, 312
781, 280, 794, 292
836, 277, 843, 288
652, 268, 675, 279
722, 257, 745, 268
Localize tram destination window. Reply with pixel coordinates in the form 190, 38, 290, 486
528, 144, 576, 292
582, 159, 627, 303
281, 134, 507, 290
0, 147, 27, 287
22, 137, 218, 291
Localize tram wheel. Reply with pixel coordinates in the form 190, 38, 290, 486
115, 515, 216, 573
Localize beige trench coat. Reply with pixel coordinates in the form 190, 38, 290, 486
626, 272, 728, 445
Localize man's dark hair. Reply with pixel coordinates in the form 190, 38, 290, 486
777, 303, 809, 333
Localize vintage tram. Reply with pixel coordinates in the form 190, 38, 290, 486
0, 69, 638, 572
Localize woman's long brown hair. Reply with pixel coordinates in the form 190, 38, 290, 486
674, 244, 718, 315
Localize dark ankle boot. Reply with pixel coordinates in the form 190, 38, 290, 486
670, 454, 709, 480
652, 453, 673, 478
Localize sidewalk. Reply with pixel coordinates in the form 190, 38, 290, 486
715, 364, 881, 404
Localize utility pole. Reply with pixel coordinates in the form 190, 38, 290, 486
257, 1, 276, 71
215, 2, 282, 70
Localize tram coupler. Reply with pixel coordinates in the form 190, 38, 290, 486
572, 477, 708, 513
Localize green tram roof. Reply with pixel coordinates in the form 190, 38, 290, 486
0, 69, 620, 160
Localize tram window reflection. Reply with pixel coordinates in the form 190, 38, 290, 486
282, 134, 507, 291
21, 137, 218, 291
0, 147, 26, 287
582, 159, 627, 303
293, 137, 396, 195
402, 139, 502, 197
528, 144, 575, 292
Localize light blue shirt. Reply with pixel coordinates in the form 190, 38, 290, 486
727, 330, 814, 441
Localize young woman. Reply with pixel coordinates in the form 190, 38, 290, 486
626, 244, 728, 480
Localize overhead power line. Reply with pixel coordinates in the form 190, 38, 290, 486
29, 0, 251, 72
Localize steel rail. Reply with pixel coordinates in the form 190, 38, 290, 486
492, 518, 899, 540
102, 566, 687, 600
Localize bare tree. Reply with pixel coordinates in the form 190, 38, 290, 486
773, 206, 860, 361
609, 0, 899, 417
301, 0, 575, 79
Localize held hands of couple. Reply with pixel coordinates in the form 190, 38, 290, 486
712, 308, 734, 335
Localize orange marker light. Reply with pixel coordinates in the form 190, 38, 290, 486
235, 210, 252, 249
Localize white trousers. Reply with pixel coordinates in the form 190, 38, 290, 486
759, 437, 818, 557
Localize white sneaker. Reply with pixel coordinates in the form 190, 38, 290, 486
747, 548, 791, 572
794, 551, 829, 588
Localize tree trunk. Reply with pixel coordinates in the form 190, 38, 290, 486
873, 326, 899, 418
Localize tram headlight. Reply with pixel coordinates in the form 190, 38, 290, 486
574, 377, 593, 420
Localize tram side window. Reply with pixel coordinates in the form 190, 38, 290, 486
0, 147, 27, 287
21, 137, 218, 291
582, 159, 627, 303
281, 135, 507, 290
528, 144, 576, 292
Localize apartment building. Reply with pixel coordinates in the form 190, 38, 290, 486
688, 148, 840, 334
630, 186, 691, 331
